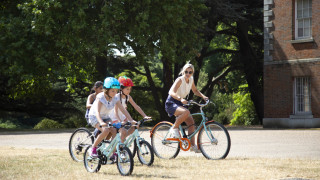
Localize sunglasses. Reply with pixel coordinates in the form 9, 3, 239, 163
185, 71, 193, 75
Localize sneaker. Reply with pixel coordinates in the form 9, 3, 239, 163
169, 127, 180, 138
91, 147, 98, 158
110, 153, 118, 163
190, 145, 201, 153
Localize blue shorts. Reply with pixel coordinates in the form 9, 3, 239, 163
165, 95, 183, 117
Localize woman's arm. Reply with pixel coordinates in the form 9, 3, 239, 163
86, 94, 94, 109
191, 81, 208, 100
169, 78, 183, 101
128, 95, 148, 118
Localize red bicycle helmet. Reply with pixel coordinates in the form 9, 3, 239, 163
118, 76, 134, 87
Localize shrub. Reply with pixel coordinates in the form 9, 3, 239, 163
0, 120, 18, 129
34, 118, 65, 129
230, 84, 259, 125
63, 115, 87, 128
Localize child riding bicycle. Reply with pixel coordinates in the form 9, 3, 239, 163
111, 76, 151, 142
88, 77, 136, 158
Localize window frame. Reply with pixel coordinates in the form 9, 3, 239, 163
293, 77, 311, 115
295, 0, 312, 40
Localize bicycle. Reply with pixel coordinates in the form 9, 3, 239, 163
124, 118, 154, 166
83, 122, 134, 176
150, 100, 231, 160
68, 127, 95, 162
69, 119, 153, 164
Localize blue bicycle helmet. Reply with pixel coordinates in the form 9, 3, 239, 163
103, 77, 120, 89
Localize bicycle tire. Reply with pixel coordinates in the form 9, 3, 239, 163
151, 122, 180, 159
197, 121, 231, 160
116, 146, 134, 176
69, 128, 94, 162
83, 145, 101, 173
128, 139, 137, 158
137, 140, 154, 166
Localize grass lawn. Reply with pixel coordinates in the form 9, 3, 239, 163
0, 146, 319, 180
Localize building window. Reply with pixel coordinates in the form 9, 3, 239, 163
293, 77, 311, 115
295, 0, 312, 39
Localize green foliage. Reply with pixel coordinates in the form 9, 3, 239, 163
208, 89, 236, 125
63, 115, 87, 128
34, 118, 65, 129
0, 121, 18, 129
115, 71, 161, 122
231, 84, 259, 125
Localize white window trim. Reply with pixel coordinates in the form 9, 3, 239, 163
295, 0, 312, 40
293, 77, 312, 115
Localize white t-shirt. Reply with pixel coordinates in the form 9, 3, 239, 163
110, 93, 130, 121
169, 76, 193, 98
88, 92, 119, 121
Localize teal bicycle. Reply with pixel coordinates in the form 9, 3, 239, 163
124, 118, 154, 166
83, 123, 134, 176
150, 100, 231, 160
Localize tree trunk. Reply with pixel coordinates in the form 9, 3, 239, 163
237, 21, 264, 124
143, 64, 170, 121
162, 57, 173, 105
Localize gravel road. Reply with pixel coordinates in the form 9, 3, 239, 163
1, 127, 319, 159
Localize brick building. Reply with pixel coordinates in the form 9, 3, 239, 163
263, 0, 320, 128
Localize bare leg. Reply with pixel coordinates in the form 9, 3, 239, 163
173, 106, 190, 129
185, 115, 196, 146
120, 128, 127, 143
93, 126, 110, 148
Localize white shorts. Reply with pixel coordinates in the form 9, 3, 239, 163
89, 116, 111, 127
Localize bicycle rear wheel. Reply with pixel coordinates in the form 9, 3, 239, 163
69, 128, 94, 162
151, 122, 180, 159
198, 121, 231, 160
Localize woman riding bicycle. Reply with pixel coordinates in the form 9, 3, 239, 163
165, 62, 208, 153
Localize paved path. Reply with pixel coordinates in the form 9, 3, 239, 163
0, 128, 319, 159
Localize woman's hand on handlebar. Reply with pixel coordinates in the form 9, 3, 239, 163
144, 116, 152, 119
181, 98, 188, 104
202, 96, 209, 101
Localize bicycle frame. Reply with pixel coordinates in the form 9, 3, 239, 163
179, 103, 209, 139
124, 128, 144, 152
97, 132, 125, 158
163, 100, 216, 148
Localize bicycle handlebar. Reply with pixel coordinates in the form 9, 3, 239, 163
186, 100, 210, 107
100, 118, 153, 128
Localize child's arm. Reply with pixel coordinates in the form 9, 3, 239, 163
128, 95, 149, 118
116, 101, 135, 123
114, 103, 122, 122
86, 94, 94, 109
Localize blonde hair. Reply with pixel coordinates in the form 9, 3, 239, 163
179, 62, 195, 76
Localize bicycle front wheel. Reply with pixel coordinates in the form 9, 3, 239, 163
137, 140, 154, 166
151, 122, 180, 159
69, 128, 94, 162
198, 121, 231, 160
117, 146, 134, 176
127, 140, 137, 158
